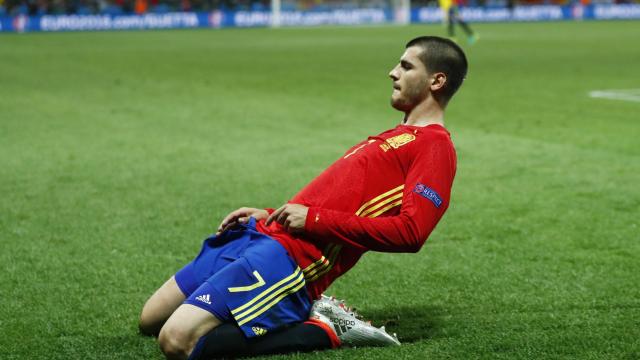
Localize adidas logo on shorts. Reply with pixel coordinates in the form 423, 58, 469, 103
195, 294, 212, 305
252, 327, 268, 336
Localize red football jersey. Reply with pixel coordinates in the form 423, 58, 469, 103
256, 123, 457, 300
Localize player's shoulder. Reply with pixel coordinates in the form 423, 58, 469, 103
375, 124, 453, 154
414, 124, 454, 147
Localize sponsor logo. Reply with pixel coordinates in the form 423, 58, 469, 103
38, 13, 199, 32
335, 318, 356, 327
234, 9, 388, 27
332, 318, 355, 335
209, 11, 223, 28
195, 294, 212, 305
413, 183, 443, 208
13, 15, 28, 33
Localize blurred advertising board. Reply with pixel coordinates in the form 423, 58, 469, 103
0, 5, 638, 33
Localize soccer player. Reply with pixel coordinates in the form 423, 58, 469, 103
439, 0, 478, 44
139, 36, 467, 359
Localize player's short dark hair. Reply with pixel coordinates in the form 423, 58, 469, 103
406, 36, 468, 104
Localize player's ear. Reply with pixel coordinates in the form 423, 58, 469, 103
429, 72, 447, 92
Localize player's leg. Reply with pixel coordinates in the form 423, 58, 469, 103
140, 230, 240, 337
140, 226, 247, 337
158, 304, 223, 360
457, 16, 474, 37
451, 8, 476, 43
153, 277, 338, 360
190, 318, 338, 359
190, 296, 400, 359
183, 220, 330, 358
153, 228, 253, 359
139, 276, 186, 336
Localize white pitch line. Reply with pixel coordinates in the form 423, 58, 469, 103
589, 89, 640, 103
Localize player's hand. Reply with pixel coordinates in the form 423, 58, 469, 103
265, 203, 309, 235
216, 207, 269, 236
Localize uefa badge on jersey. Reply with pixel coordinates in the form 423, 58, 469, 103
414, 183, 443, 208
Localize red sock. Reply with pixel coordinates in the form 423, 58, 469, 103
305, 318, 341, 349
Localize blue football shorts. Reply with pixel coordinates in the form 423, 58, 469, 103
174, 217, 311, 338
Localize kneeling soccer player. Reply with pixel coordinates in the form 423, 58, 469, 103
139, 35, 467, 359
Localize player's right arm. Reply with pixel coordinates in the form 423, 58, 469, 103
303, 134, 456, 253
216, 207, 270, 235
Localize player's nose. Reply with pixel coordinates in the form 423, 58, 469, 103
389, 66, 399, 81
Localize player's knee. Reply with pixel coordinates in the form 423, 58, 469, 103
158, 325, 193, 360
139, 301, 160, 336
138, 312, 156, 336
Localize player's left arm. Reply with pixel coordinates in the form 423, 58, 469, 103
269, 136, 456, 252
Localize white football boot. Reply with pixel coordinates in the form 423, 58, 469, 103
311, 295, 401, 347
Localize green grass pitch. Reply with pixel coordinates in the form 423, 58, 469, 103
1, 20, 639, 359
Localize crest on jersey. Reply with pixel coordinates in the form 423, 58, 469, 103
380, 133, 416, 152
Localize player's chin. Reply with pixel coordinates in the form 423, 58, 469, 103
390, 97, 410, 112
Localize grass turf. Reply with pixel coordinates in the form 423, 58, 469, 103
1, 20, 639, 359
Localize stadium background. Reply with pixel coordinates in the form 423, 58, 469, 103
1, 0, 640, 31
1, 0, 639, 358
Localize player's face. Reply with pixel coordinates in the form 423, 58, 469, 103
388, 46, 430, 112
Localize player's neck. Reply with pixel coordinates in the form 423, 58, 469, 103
402, 100, 445, 127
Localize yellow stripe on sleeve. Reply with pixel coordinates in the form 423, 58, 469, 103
366, 199, 403, 218
355, 185, 404, 216
303, 258, 330, 279
302, 256, 327, 274
306, 244, 342, 282
359, 192, 404, 218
